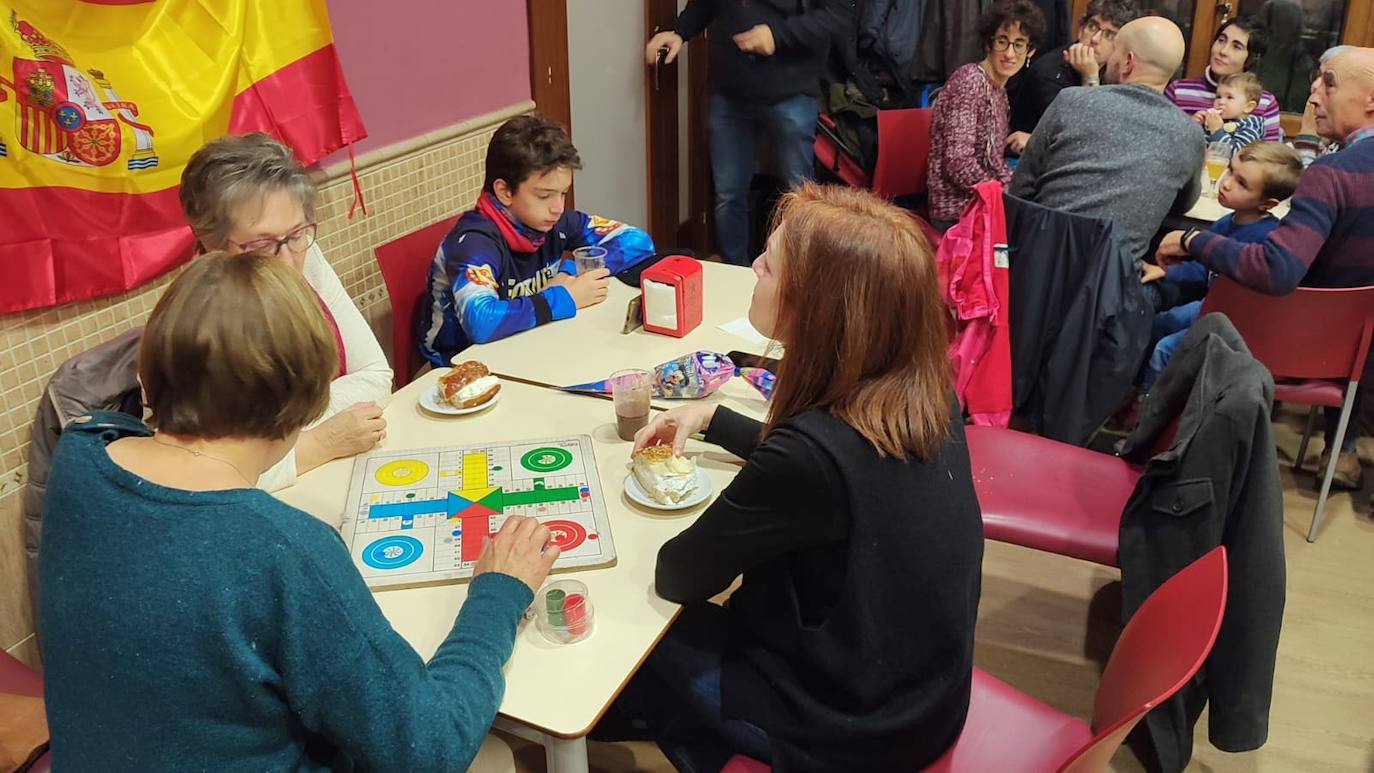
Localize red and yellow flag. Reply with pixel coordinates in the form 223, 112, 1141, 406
0, 0, 365, 314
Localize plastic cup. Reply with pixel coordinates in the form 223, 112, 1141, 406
535, 579, 594, 644
574, 246, 608, 275
611, 369, 652, 441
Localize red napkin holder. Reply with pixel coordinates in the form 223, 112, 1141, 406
640, 257, 703, 337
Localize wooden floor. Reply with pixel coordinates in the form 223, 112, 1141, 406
505, 408, 1374, 772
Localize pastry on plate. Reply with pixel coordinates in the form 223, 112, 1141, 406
632, 445, 699, 504
439, 361, 501, 408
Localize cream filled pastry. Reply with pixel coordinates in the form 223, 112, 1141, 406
439, 361, 500, 408
632, 445, 699, 504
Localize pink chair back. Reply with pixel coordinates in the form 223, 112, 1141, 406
1058, 547, 1229, 772
1199, 278, 1374, 382
374, 215, 460, 389
872, 108, 933, 200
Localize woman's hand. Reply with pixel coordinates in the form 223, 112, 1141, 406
474, 516, 560, 593
313, 402, 386, 458
632, 403, 719, 457
1006, 131, 1031, 156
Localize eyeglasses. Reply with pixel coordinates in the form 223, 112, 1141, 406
237, 223, 318, 256
1082, 18, 1118, 42
992, 36, 1030, 54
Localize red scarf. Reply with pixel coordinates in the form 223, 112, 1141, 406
475, 191, 547, 253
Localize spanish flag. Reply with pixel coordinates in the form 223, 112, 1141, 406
0, 0, 366, 314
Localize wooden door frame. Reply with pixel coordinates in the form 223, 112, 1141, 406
527, 0, 574, 208
645, 0, 681, 247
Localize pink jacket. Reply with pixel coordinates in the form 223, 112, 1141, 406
936, 179, 1011, 426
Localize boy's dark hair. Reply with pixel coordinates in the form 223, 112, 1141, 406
1216, 16, 1268, 72
1237, 142, 1302, 201
483, 115, 582, 195
1083, 0, 1141, 30
979, 0, 1047, 52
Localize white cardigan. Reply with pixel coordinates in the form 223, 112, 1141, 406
257, 244, 393, 491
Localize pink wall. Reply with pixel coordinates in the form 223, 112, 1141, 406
320, 0, 531, 165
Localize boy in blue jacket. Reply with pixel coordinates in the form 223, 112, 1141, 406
421, 116, 656, 366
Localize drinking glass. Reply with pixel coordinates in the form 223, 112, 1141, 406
1204, 142, 1233, 197
610, 369, 652, 441
574, 246, 608, 275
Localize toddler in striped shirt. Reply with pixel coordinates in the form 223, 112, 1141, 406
1201, 72, 1266, 151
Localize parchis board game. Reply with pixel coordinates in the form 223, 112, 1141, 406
340, 435, 616, 588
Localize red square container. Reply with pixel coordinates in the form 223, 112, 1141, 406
640, 257, 702, 337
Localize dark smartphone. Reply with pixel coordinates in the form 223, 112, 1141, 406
727, 350, 779, 371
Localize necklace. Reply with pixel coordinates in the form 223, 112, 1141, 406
151, 435, 254, 486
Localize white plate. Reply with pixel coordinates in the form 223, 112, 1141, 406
623, 469, 714, 511
419, 384, 501, 415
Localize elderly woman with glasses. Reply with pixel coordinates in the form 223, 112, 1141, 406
178, 133, 392, 491
927, 0, 1045, 229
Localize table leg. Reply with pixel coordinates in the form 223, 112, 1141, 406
491, 717, 590, 773
544, 735, 589, 773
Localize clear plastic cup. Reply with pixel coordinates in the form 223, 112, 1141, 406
574, 245, 608, 274
535, 579, 594, 644
611, 369, 652, 441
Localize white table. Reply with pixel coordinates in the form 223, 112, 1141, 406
472, 261, 772, 419
276, 374, 744, 773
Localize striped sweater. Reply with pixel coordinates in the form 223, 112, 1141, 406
1190, 130, 1374, 295
1207, 114, 1266, 151
1165, 69, 1282, 142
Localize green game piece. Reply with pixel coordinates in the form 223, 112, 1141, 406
493, 465, 503, 471
546, 589, 567, 627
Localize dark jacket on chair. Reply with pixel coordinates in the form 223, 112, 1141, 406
1119, 313, 1285, 772
1004, 194, 1152, 444
24, 328, 143, 629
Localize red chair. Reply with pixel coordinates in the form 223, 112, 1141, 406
723, 547, 1229, 773
374, 215, 460, 389
966, 425, 1143, 568
1200, 279, 1374, 541
1, 649, 50, 772
814, 112, 871, 189
871, 108, 933, 201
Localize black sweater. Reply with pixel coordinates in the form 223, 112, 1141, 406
656, 405, 983, 772
673, 0, 852, 104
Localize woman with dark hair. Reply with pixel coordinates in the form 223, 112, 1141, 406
1165, 16, 1283, 140
927, 0, 1046, 228
603, 184, 983, 771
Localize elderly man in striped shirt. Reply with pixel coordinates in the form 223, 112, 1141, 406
1157, 47, 1374, 488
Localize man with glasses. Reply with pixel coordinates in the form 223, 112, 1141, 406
1157, 47, 1374, 487
1008, 0, 1141, 147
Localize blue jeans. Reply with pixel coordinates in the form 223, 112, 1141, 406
708, 93, 818, 266
603, 603, 772, 772
1141, 300, 1202, 391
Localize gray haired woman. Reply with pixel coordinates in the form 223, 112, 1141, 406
180, 133, 393, 490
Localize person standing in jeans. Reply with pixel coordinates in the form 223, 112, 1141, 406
647, 1, 852, 266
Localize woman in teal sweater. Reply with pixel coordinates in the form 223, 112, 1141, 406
38, 251, 558, 771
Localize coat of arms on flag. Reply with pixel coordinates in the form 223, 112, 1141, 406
0, 0, 366, 315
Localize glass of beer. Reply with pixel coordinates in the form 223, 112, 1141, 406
610, 369, 652, 441
1205, 142, 1232, 197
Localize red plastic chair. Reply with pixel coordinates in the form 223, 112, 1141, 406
722, 547, 1229, 773
2, 649, 50, 772
1200, 279, 1374, 541
966, 425, 1143, 568
814, 112, 871, 189
871, 108, 933, 200
374, 215, 460, 389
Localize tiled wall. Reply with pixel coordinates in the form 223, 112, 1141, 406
0, 103, 530, 667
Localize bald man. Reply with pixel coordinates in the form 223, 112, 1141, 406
1009, 16, 1204, 263
1157, 47, 1374, 487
